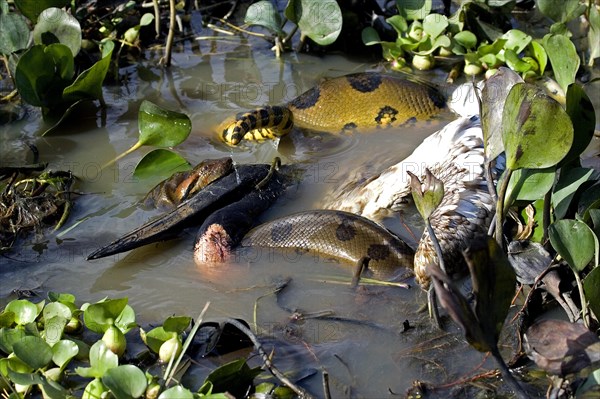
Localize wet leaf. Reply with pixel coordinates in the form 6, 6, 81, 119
133, 149, 190, 182
75, 341, 119, 379
583, 267, 600, 325
428, 263, 490, 351
535, 0, 586, 23
102, 365, 147, 398
422, 13, 447, 39
205, 358, 262, 397
480, 67, 523, 160
114, 304, 136, 334
245, 1, 283, 35
13, 336, 53, 369
285, 0, 342, 45
396, 0, 432, 21
51, 339, 79, 368
543, 34, 579, 94
163, 316, 191, 334
158, 385, 194, 399
33, 7, 81, 56
524, 319, 600, 376
62, 40, 114, 103
15, 44, 67, 107
0, 11, 30, 55
562, 83, 596, 165
464, 237, 516, 345
505, 167, 555, 203
507, 240, 552, 285
453, 30, 476, 49
502, 29, 531, 53
83, 298, 128, 334
502, 83, 573, 170
14, 0, 69, 22
6, 299, 39, 325
138, 101, 192, 147
552, 167, 594, 220
549, 219, 596, 272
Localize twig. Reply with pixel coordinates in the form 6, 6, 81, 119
224, 318, 314, 398
159, 0, 176, 66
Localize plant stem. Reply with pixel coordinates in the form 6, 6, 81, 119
160, 0, 176, 66
573, 271, 590, 328
490, 346, 528, 399
101, 140, 143, 169
426, 219, 446, 272
495, 168, 513, 249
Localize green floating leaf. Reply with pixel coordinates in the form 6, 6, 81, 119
63, 40, 114, 103
502, 83, 573, 170
454, 30, 477, 50
6, 299, 39, 325
552, 167, 594, 220
158, 385, 194, 399
83, 298, 129, 334
13, 336, 53, 370
52, 339, 79, 369
0, 311, 15, 328
102, 365, 147, 399
244, 0, 283, 35
504, 49, 532, 73
7, 369, 44, 386
0, 327, 26, 354
361, 26, 381, 46
544, 34, 579, 94
396, 0, 432, 21
141, 326, 174, 354
33, 7, 81, 56
114, 304, 136, 334
83, 377, 109, 399
422, 13, 447, 39
501, 29, 531, 53
205, 358, 262, 397
0, 11, 30, 55
48, 291, 76, 304
75, 341, 119, 379
535, 0, 586, 23
528, 40, 547, 74
163, 316, 191, 334
285, 0, 342, 45
549, 219, 595, 272
13, 0, 69, 22
138, 101, 192, 147
133, 149, 190, 182
386, 15, 408, 34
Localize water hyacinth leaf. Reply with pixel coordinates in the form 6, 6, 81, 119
578, 184, 600, 222
141, 326, 174, 354
361, 27, 382, 45
163, 316, 191, 333
505, 167, 555, 203
524, 319, 600, 376
15, 45, 59, 107
415, 35, 451, 55
549, 219, 595, 272
528, 40, 547, 74
133, 149, 190, 182
0, 311, 15, 328
422, 13, 447, 39
502, 83, 573, 170
544, 34, 579, 94
454, 30, 477, 50
138, 101, 192, 147
396, 0, 432, 21
386, 15, 408, 34
83, 298, 128, 334
44, 316, 68, 346
13, 336, 53, 369
75, 341, 119, 378
552, 167, 594, 220
206, 358, 262, 396
102, 365, 147, 399
13, 0, 69, 22
0, 328, 25, 354
62, 40, 114, 103
6, 369, 44, 386
114, 304, 136, 334
535, 0, 586, 23
158, 385, 194, 399
501, 29, 531, 53
563, 83, 596, 165
588, 5, 600, 65
244, 1, 283, 35
480, 67, 522, 160
504, 49, 532, 73
464, 237, 516, 345
48, 292, 76, 304
285, 0, 342, 45
43, 301, 72, 321
590, 209, 600, 238
83, 377, 109, 399
0, 11, 30, 55
52, 339, 79, 368
584, 266, 600, 326
6, 299, 39, 325
33, 8, 81, 57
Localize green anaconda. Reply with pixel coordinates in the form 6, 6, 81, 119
220, 72, 446, 145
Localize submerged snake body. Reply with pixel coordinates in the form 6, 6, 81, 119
222, 73, 445, 145
242, 210, 414, 280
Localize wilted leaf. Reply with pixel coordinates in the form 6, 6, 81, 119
133, 149, 190, 182
502, 83, 573, 170
524, 319, 600, 376
245, 1, 283, 35
408, 169, 444, 220
507, 240, 552, 285
285, 0, 342, 45
549, 219, 596, 272
138, 101, 192, 147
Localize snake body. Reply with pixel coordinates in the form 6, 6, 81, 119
222, 72, 445, 145
242, 210, 414, 280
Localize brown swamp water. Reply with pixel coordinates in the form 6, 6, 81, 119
1, 32, 599, 397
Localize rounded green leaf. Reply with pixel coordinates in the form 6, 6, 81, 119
361, 26, 382, 46
163, 316, 191, 333
133, 149, 191, 182
422, 13, 447, 39
6, 299, 39, 325
14, 0, 69, 22
15, 45, 55, 106
386, 15, 408, 34
0, 327, 26, 354
549, 219, 595, 271
543, 34, 579, 94
138, 101, 192, 147
244, 1, 283, 35
63, 41, 114, 102
52, 339, 79, 368
44, 301, 72, 321
158, 385, 194, 399
396, 0, 432, 21
13, 336, 53, 369
33, 7, 81, 56
102, 365, 147, 398
505, 167, 555, 202
115, 304, 136, 334
536, 0, 586, 23
82, 377, 109, 399
502, 83, 573, 170
454, 30, 477, 50
75, 341, 119, 378
501, 29, 531, 53
44, 42, 75, 80
44, 315, 68, 346
140, 13, 154, 27
83, 298, 128, 334
285, 0, 342, 45
142, 326, 175, 354
0, 12, 30, 55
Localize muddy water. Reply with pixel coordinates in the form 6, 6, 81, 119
4, 30, 595, 397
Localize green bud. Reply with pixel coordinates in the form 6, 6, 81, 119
412, 54, 434, 70
145, 382, 161, 399
159, 336, 182, 363
102, 325, 126, 357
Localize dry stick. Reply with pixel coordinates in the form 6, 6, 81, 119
160, 0, 176, 66
224, 318, 314, 399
